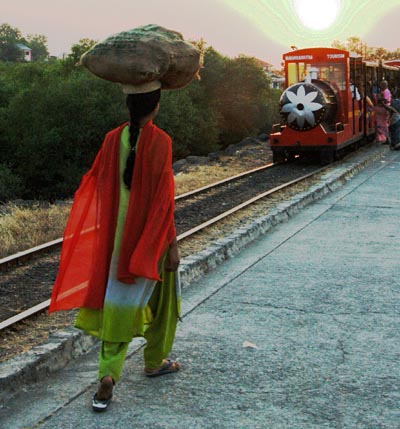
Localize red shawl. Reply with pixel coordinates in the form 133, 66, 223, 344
49, 121, 176, 312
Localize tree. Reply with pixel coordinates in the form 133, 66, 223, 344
156, 82, 220, 159
332, 37, 400, 61
203, 53, 272, 145
0, 24, 49, 62
67, 38, 98, 65
0, 41, 282, 199
332, 36, 365, 56
0, 164, 23, 201
25, 34, 49, 62
0, 62, 126, 198
0, 23, 23, 62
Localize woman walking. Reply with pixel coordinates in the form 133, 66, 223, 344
50, 84, 181, 411
49, 24, 200, 412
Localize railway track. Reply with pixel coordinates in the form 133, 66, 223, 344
0, 163, 274, 272
0, 161, 327, 332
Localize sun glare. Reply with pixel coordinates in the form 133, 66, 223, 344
222, 0, 399, 58
293, 0, 342, 31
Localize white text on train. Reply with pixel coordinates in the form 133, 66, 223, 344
327, 54, 345, 59
284, 55, 313, 60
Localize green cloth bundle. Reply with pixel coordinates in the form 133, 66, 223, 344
80, 24, 201, 93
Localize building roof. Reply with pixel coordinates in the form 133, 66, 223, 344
256, 58, 274, 69
16, 43, 32, 51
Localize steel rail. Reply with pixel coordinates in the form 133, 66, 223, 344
0, 163, 276, 272
175, 163, 274, 200
0, 164, 326, 332
0, 299, 50, 331
0, 238, 63, 273
176, 165, 326, 240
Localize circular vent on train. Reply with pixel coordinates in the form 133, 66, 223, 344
280, 83, 327, 131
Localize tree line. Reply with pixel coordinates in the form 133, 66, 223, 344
0, 24, 281, 201
331, 36, 400, 61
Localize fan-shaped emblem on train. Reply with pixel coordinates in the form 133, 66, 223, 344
280, 83, 326, 131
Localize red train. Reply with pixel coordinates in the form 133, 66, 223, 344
270, 47, 400, 163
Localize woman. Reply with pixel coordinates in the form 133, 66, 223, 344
50, 84, 181, 411
379, 80, 392, 106
374, 94, 391, 144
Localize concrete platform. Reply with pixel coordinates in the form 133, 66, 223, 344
1, 148, 399, 429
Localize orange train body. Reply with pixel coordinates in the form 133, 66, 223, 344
270, 47, 400, 163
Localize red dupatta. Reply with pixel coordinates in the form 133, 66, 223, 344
49, 121, 176, 312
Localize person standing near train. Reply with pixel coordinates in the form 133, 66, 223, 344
374, 93, 391, 144
380, 80, 392, 106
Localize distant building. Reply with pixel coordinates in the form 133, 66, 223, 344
257, 59, 274, 74
16, 43, 32, 62
256, 58, 285, 90
270, 73, 285, 90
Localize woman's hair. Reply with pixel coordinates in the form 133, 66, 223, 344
123, 88, 161, 189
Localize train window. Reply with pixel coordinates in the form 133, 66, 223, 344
327, 63, 346, 90
287, 62, 312, 85
287, 63, 298, 85
286, 61, 346, 89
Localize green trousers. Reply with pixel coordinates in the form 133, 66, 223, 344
98, 273, 179, 383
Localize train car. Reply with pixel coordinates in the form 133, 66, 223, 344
383, 60, 400, 93
384, 60, 400, 68
269, 47, 399, 164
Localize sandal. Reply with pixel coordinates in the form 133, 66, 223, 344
92, 393, 113, 412
145, 359, 180, 378
92, 375, 114, 412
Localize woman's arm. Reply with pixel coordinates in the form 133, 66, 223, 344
165, 237, 180, 272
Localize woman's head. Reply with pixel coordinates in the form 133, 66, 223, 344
380, 80, 388, 91
123, 88, 161, 190
126, 88, 161, 124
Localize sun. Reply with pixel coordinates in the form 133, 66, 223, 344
293, 0, 342, 31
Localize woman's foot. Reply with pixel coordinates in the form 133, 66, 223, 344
92, 376, 114, 412
97, 375, 114, 399
144, 359, 180, 378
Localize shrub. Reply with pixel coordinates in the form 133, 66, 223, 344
0, 164, 23, 201
1, 63, 126, 198
156, 81, 220, 160
0, 45, 280, 199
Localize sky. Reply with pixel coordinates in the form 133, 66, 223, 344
2, 0, 400, 67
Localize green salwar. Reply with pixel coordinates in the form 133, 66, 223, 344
99, 342, 129, 383
98, 271, 179, 382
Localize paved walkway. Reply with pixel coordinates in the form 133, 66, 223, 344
1, 151, 400, 429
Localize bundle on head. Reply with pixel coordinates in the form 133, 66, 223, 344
80, 25, 201, 189
80, 24, 201, 91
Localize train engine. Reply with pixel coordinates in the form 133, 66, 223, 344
270, 47, 375, 164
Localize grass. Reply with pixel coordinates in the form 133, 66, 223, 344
0, 141, 270, 259
174, 158, 254, 194
0, 202, 71, 259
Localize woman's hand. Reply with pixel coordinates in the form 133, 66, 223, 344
165, 238, 180, 272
